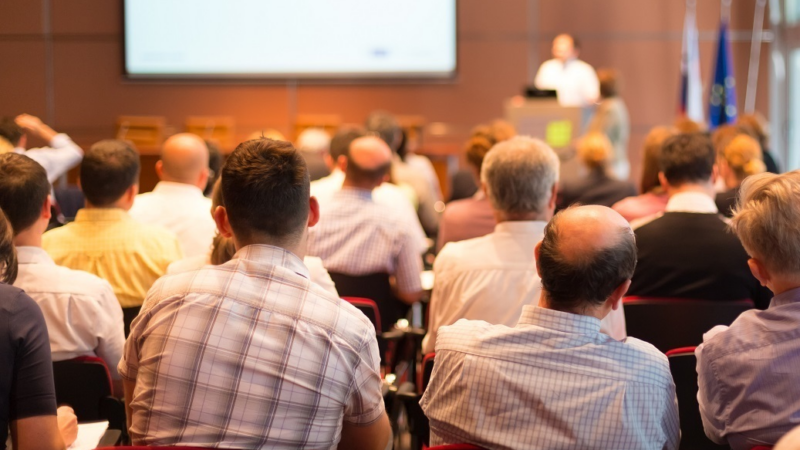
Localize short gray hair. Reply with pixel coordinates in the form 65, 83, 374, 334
481, 136, 560, 215
731, 170, 800, 275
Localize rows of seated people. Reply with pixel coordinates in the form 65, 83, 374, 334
0, 108, 798, 450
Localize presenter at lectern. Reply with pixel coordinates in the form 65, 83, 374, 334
534, 34, 599, 107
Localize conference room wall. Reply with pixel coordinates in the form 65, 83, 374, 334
0, 0, 771, 190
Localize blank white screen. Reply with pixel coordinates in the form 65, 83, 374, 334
124, 0, 457, 78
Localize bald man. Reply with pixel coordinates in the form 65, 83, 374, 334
534, 33, 599, 107
129, 133, 216, 258
307, 136, 423, 331
421, 205, 679, 450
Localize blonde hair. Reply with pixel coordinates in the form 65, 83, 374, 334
640, 126, 677, 194
577, 132, 613, 171
464, 120, 516, 173
0, 136, 13, 155
721, 134, 766, 181
674, 117, 706, 134
732, 170, 800, 274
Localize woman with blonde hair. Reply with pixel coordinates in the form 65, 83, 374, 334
557, 132, 636, 209
715, 133, 766, 217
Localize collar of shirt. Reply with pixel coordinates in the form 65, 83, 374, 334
519, 305, 602, 336
15, 246, 56, 266
333, 187, 374, 201
152, 181, 205, 198
665, 191, 718, 214
74, 208, 131, 223
232, 244, 310, 279
770, 286, 800, 307
493, 220, 548, 237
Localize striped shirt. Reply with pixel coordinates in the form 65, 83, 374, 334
421, 306, 680, 450
119, 244, 384, 449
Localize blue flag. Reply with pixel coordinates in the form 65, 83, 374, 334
708, 20, 737, 128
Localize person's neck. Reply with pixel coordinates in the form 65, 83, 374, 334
495, 210, 549, 223
84, 200, 127, 210
341, 179, 378, 191
537, 292, 608, 321
160, 177, 202, 190
667, 182, 715, 199
14, 228, 43, 248
767, 279, 800, 297
234, 234, 306, 260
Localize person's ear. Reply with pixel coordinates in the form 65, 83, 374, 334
213, 206, 234, 238
747, 257, 770, 287
658, 172, 670, 191
533, 240, 543, 277
18, 134, 27, 149
307, 196, 320, 228
41, 196, 52, 220
548, 183, 559, 210
608, 279, 631, 311
198, 167, 210, 190
337, 155, 348, 172
711, 164, 720, 184
155, 160, 164, 180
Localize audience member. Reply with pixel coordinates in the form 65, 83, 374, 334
612, 126, 676, 222
421, 205, 679, 449
296, 127, 332, 181
697, 170, 800, 449
425, 136, 627, 354
397, 128, 444, 204
534, 34, 599, 107
715, 134, 766, 217
588, 68, 631, 179
436, 125, 503, 251
42, 140, 182, 322
737, 112, 779, 173
0, 208, 78, 450
167, 179, 339, 297
628, 133, 772, 307
203, 139, 223, 197
674, 116, 706, 134
120, 138, 390, 449
0, 154, 125, 396
0, 114, 83, 183
448, 119, 516, 201
366, 110, 441, 235
557, 132, 636, 209
308, 136, 423, 330
129, 133, 216, 258
311, 127, 428, 254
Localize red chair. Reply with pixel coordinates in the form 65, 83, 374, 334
427, 445, 488, 450
397, 352, 436, 450
623, 297, 753, 352
343, 296, 383, 333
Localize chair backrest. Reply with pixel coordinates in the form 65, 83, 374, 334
667, 347, 730, 450
52, 356, 113, 422
329, 272, 403, 332
418, 352, 436, 394
623, 297, 754, 352
342, 297, 382, 333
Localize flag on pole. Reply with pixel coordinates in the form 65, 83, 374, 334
708, 20, 738, 128
679, 1, 704, 123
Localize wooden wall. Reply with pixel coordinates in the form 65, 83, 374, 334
0, 0, 772, 189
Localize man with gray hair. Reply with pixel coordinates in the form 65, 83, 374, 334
697, 170, 800, 449
422, 136, 626, 354
422, 205, 679, 449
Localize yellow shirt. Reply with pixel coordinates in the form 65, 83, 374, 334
42, 208, 183, 308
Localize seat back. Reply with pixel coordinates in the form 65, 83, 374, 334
666, 348, 730, 450
418, 352, 436, 394
623, 297, 753, 352
342, 297, 382, 333
329, 272, 405, 332
52, 356, 113, 422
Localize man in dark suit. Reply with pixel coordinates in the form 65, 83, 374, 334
628, 133, 771, 309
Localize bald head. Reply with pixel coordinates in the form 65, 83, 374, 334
343, 136, 392, 189
537, 205, 636, 313
158, 133, 210, 187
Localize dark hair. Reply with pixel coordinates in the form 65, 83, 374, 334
80, 140, 140, 207
659, 133, 715, 186
538, 209, 637, 311
365, 111, 401, 152
0, 208, 18, 284
0, 153, 50, 235
204, 139, 223, 197
0, 118, 23, 146
330, 128, 366, 161
345, 157, 392, 186
221, 138, 309, 242
396, 129, 409, 161
597, 69, 620, 98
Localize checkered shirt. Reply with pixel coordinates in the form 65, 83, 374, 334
420, 306, 680, 450
118, 244, 384, 449
307, 188, 422, 294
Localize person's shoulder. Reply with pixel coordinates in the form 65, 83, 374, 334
436, 232, 495, 265
436, 318, 495, 349
613, 336, 673, 383
32, 263, 113, 296
0, 284, 43, 319
699, 308, 775, 360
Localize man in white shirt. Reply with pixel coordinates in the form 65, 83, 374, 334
311, 127, 429, 254
423, 136, 625, 354
0, 114, 84, 183
0, 152, 125, 396
421, 205, 679, 450
129, 133, 216, 258
534, 34, 599, 107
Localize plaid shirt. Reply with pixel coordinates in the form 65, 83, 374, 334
421, 306, 680, 450
119, 245, 384, 449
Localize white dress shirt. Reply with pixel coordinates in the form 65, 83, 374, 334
697, 286, 800, 449
13, 246, 125, 379
311, 169, 429, 253
534, 58, 600, 107
167, 253, 339, 298
423, 221, 626, 354
14, 133, 84, 183
421, 306, 680, 450
631, 190, 720, 230
129, 181, 216, 258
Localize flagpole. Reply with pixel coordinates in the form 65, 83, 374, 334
745, 0, 767, 114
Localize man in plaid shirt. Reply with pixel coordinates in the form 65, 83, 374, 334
119, 138, 390, 449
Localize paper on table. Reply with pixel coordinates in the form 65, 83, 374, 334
68, 421, 109, 450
